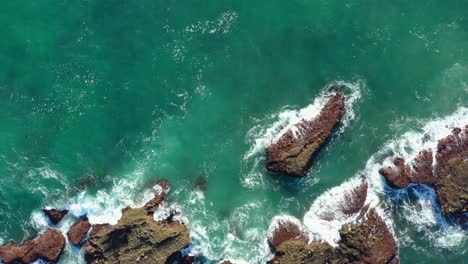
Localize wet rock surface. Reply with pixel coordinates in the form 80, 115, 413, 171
43, 209, 69, 225
84, 185, 190, 264
266, 92, 345, 177
67, 217, 91, 246
268, 220, 308, 250
0, 229, 66, 264
379, 126, 468, 216
268, 208, 398, 264
268, 179, 398, 264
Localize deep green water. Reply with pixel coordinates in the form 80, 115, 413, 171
0, 0, 467, 263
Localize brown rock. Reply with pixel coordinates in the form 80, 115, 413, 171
337, 208, 399, 264
268, 179, 399, 264
0, 229, 65, 264
380, 126, 468, 216
379, 149, 434, 189
143, 183, 169, 216
266, 92, 346, 177
43, 209, 69, 225
268, 209, 399, 264
339, 179, 368, 215
268, 220, 308, 249
67, 217, 91, 246
84, 190, 190, 264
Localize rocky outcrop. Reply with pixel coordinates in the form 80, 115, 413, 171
84, 185, 190, 264
268, 179, 398, 264
84, 208, 190, 264
268, 208, 398, 264
379, 126, 468, 216
0, 229, 65, 264
337, 208, 399, 264
143, 183, 169, 216
268, 220, 308, 250
67, 217, 91, 246
43, 209, 69, 225
266, 92, 345, 177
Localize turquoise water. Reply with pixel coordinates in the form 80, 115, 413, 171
0, 0, 467, 263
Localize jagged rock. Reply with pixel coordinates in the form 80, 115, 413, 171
435, 154, 468, 215
266, 92, 345, 177
143, 183, 169, 216
268, 209, 398, 264
315, 179, 368, 222
43, 209, 69, 225
84, 207, 190, 264
268, 220, 308, 249
268, 178, 398, 264
67, 217, 91, 246
268, 238, 336, 264
84, 186, 190, 264
380, 126, 468, 216
337, 208, 399, 264
0, 229, 65, 264
339, 179, 368, 215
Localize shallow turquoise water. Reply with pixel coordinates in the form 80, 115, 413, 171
0, 0, 467, 263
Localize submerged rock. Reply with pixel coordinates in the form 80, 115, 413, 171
43, 208, 69, 225
67, 217, 91, 246
379, 126, 468, 216
266, 92, 345, 177
0, 229, 65, 264
84, 185, 190, 264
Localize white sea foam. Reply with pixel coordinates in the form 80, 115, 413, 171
267, 214, 304, 238
242, 80, 363, 189
363, 107, 468, 250
303, 177, 378, 246
27, 177, 167, 264
185, 189, 272, 263
66, 179, 156, 225
185, 11, 238, 35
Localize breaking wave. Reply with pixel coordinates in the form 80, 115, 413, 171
363, 107, 468, 251
242, 79, 364, 189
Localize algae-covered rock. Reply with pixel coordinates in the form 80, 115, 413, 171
268, 238, 336, 264
436, 154, 468, 215
84, 207, 190, 264
337, 208, 399, 264
266, 92, 345, 177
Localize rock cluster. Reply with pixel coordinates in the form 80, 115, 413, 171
379, 126, 468, 216
0, 229, 65, 264
267, 180, 399, 264
0, 184, 190, 264
266, 92, 345, 177
84, 185, 191, 264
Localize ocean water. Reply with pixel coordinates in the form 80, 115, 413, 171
0, 0, 467, 263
